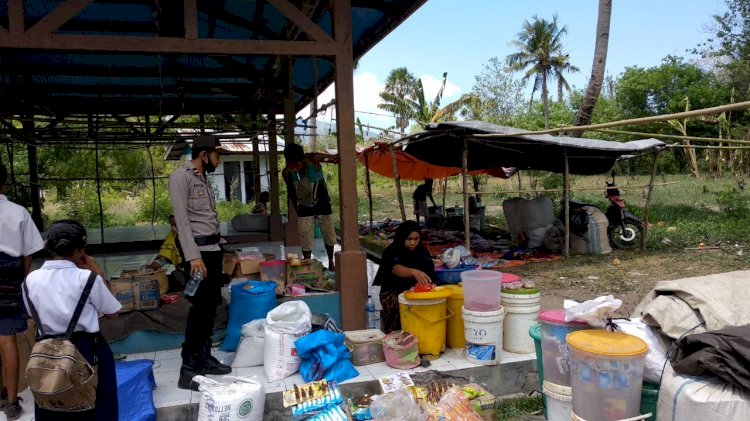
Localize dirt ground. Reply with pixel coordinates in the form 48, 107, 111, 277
501, 247, 750, 314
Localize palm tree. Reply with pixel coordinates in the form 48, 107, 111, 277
573, 0, 613, 137
379, 72, 476, 130
506, 15, 575, 129
378, 67, 418, 133
553, 54, 579, 103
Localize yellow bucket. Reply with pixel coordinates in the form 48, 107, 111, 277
444, 285, 465, 349
398, 293, 453, 356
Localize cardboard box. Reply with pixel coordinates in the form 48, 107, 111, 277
239, 257, 263, 276
110, 279, 135, 313
121, 269, 168, 295
286, 260, 324, 287
134, 277, 160, 311
222, 253, 237, 275
463, 383, 497, 419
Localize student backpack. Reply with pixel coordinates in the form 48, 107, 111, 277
23, 271, 99, 412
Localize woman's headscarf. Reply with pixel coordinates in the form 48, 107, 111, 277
373, 220, 435, 288
391, 220, 422, 252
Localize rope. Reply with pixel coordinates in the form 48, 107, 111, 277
594, 129, 750, 145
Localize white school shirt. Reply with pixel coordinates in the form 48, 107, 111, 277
23, 260, 122, 335
0, 194, 45, 257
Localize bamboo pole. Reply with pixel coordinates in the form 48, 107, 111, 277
463, 138, 470, 250
641, 150, 660, 251
595, 129, 750, 145
390, 145, 406, 221
460, 181, 679, 196
364, 152, 373, 232
517, 170, 522, 192
473, 100, 750, 138
563, 152, 570, 258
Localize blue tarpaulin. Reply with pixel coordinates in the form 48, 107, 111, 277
116, 359, 157, 421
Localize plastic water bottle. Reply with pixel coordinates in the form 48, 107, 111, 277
185, 271, 202, 297
365, 295, 380, 330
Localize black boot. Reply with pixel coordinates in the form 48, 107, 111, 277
178, 352, 203, 391
202, 340, 231, 375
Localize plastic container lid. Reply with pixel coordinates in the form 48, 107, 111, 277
501, 273, 522, 284
442, 284, 463, 299
566, 330, 649, 357
403, 285, 453, 300
260, 260, 286, 267
230, 280, 277, 295
345, 329, 386, 344
501, 288, 540, 295
538, 310, 588, 325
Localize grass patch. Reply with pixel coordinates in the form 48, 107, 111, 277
495, 396, 544, 420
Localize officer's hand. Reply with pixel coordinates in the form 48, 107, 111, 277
190, 259, 207, 279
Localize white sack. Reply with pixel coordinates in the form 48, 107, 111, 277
565, 295, 622, 327
263, 301, 312, 382
195, 375, 265, 421
613, 317, 670, 384
233, 319, 267, 368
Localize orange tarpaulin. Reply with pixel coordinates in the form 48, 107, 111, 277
356, 142, 514, 180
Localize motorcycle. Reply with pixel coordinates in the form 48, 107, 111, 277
564, 171, 644, 249
603, 172, 643, 249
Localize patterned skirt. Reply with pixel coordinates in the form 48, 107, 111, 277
379, 289, 402, 334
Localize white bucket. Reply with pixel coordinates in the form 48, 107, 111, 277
462, 306, 505, 365
544, 381, 573, 421
501, 291, 540, 354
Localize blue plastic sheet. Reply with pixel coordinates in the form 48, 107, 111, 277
295, 330, 359, 384
116, 359, 157, 421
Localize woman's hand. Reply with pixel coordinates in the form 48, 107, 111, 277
78, 254, 105, 278
411, 269, 432, 286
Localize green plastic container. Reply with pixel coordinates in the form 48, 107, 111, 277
641, 382, 659, 421
529, 324, 547, 418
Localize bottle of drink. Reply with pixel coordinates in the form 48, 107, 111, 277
365, 295, 380, 330
185, 271, 202, 297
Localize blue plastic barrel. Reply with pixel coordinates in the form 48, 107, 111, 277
221, 281, 277, 351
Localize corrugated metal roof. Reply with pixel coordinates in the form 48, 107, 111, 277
0, 1, 428, 116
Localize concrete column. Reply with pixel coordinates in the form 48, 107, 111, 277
334, 0, 367, 330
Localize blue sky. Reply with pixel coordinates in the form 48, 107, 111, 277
303, 0, 727, 131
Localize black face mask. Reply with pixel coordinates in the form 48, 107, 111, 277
202, 153, 217, 173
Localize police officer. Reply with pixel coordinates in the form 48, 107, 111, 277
0, 162, 44, 419
168, 136, 231, 390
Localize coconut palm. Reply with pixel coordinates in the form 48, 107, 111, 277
573, 0, 613, 136
379, 71, 477, 130
506, 15, 576, 129
378, 67, 418, 133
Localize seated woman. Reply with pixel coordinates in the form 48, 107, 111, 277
147, 215, 186, 292
23, 220, 121, 421
252, 191, 270, 214
373, 221, 436, 333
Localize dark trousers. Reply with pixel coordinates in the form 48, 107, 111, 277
35, 332, 118, 421
183, 250, 224, 357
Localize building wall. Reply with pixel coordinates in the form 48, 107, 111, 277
183, 153, 271, 203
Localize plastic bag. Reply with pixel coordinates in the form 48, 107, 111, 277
222, 281, 277, 352
613, 317, 669, 383
564, 295, 622, 327
195, 375, 265, 421
425, 386, 483, 421
295, 330, 359, 384
370, 389, 423, 420
233, 319, 267, 368
264, 301, 312, 382
115, 360, 157, 421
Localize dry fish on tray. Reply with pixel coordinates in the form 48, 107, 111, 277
282, 379, 330, 408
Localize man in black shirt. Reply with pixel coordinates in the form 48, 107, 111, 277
412, 178, 436, 225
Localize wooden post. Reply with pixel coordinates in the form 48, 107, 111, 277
283, 56, 300, 246
563, 152, 570, 258
23, 118, 43, 231
333, 0, 367, 331
390, 144, 406, 221
462, 138, 470, 251
251, 112, 262, 199
442, 176, 448, 213
517, 170, 522, 192
268, 116, 283, 241
642, 150, 660, 250
364, 151, 373, 232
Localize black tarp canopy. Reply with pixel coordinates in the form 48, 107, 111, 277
402, 121, 666, 175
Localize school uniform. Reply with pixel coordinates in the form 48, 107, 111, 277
0, 194, 44, 335
24, 260, 122, 421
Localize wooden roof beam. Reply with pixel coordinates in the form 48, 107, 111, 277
0, 34, 339, 55
26, 0, 95, 36
267, 0, 333, 42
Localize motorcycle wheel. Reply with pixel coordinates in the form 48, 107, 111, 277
608, 218, 643, 249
